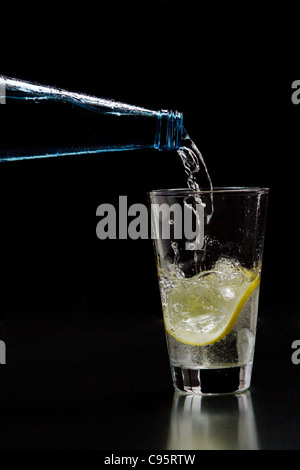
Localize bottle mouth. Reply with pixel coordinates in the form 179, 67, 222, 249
155, 110, 183, 151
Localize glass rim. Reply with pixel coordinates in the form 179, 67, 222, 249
148, 186, 269, 196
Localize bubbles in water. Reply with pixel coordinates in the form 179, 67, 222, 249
171, 241, 178, 252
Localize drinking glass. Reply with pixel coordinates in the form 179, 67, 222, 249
149, 187, 268, 394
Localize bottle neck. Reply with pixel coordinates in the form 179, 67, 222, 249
155, 110, 183, 151
0, 76, 184, 159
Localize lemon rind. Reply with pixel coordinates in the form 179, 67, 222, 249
165, 276, 260, 346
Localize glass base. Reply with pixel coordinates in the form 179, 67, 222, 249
171, 364, 252, 395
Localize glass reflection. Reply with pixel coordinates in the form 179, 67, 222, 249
167, 391, 258, 450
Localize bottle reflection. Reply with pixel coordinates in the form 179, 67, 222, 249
167, 391, 258, 450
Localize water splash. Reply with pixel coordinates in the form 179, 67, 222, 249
172, 131, 214, 273
177, 131, 214, 222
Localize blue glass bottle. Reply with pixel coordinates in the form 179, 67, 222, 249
0, 76, 183, 162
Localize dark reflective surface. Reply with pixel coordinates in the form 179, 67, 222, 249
0, 304, 300, 449
167, 391, 258, 450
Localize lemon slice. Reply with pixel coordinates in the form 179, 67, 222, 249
164, 269, 260, 346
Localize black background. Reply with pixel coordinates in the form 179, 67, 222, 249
0, 25, 296, 317
0, 0, 299, 451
